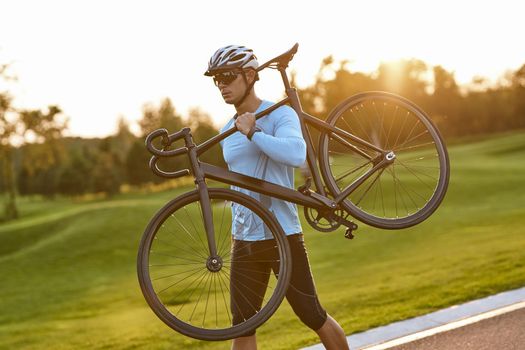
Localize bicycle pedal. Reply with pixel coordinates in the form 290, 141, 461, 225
344, 222, 358, 240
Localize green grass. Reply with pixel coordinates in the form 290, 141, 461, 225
1, 130, 524, 349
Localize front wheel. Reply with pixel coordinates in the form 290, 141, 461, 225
137, 188, 291, 340
319, 92, 450, 229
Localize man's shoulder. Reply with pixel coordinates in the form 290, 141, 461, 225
276, 104, 297, 117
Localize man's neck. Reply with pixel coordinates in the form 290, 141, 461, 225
235, 92, 262, 115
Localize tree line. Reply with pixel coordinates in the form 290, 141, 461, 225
1, 57, 525, 221
294, 57, 525, 138
0, 87, 224, 221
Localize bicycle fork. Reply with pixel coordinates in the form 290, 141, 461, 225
185, 134, 222, 272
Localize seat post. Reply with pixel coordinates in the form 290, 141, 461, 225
279, 67, 292, 90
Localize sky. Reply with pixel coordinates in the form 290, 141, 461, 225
1, 0, 524, 138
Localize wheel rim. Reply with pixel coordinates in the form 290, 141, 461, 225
322, 93, 449, 226
138, 189, 289, 340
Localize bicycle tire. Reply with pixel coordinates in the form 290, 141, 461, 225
137, 188, 291, 341
319, 91, 450, 229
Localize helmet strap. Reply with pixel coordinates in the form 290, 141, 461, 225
234, 71, 257, 107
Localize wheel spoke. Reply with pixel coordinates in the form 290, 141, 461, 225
152, 266, 205, 282
370, 101, 388, 148
354, 168, 384, 207
334, 160, 372, 184
168, 217, 209, 260
157, 267, 207, 295
397, 159, 439, 184
391, 107, 405, 148
394, 140, 435, 152
183, 206, 209, 253
388, 166, 425, 206
179, 269, 211, 319
348, 107, 373, 144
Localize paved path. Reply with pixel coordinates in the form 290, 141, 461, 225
387, 306, 525, 350
301, 287, 525, 350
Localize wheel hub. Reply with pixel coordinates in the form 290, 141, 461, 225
206, 256, 223, 272
385, 151, 396, 161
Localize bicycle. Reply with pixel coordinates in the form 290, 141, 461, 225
137, 43, 450, 341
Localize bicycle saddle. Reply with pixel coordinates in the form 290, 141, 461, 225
257, 43, 299, 71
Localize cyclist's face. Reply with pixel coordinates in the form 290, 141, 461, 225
215, 71, 244, 104
215, 70, 256, 105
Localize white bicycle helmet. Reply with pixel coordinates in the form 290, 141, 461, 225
204, 45, 259, 76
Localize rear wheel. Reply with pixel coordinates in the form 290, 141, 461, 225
319, 92, 449, 229
137, 188, 291, 340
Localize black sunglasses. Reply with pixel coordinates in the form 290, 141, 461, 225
213, 71, 240, 86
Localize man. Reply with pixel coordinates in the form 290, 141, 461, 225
205, 45, 350, 350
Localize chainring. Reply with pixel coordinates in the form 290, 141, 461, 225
304, 207, 342, 232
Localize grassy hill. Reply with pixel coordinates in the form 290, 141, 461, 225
1, 130, 524, 349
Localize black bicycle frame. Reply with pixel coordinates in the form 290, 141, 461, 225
146, 43, 393, 257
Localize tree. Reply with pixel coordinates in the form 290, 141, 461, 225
17, 106, 68, 198
512, 63, 525, 129
57, 149, 93, 196
138, 98, 183, 137
431, 65, 462, 136
129, 98, 188, 186
92, 153, 123, 196
187, 107, 224, 167
112, 116, 135, 165
0, 64, 19, 220
126, 140, 157, 186
91, 138, 124, 196
0, 97, 68, 220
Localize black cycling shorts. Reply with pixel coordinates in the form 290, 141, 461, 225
230, 233, 327, 336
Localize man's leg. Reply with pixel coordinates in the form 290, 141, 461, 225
232, 335, 257, 350
230, 240, 273, 349
316, 314, 350, 350
232, 316, 349, 350
278, 234, 349, 349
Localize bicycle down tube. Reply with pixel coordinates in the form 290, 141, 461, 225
200, 163, 331, 210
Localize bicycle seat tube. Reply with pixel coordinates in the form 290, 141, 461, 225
279, 67, 327, 197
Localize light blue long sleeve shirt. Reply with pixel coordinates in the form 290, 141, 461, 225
220, 100, 306, 241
